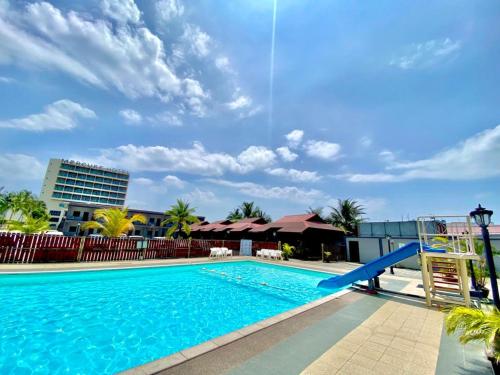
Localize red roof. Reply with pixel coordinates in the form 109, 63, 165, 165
250, 214, 343, 234
446, 222, 500, 236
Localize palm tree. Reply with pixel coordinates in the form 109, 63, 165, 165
326, 199, 365, 234
162, 199, 200, 238
8, 215, 50, 234
227, 201, 271, 222
227, 208, 243, 221
446, 306, 500, 364
82, 208, 146, 237
240, 201, 257, 218
307, 206, 324, 219
4, 190, 48, 222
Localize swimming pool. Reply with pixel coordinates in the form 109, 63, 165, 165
0, 261, 341, 374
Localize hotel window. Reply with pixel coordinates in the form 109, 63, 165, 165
49, 217, 59, 223
49, 210, 61, 216
82, 196, 91, 201
54, 185, 63, 191
62, 193, 71, 199
56, 178, 65, 183
63, 186, 73, 192
94, 183, 102, 189
73, 211, 80, 217
52, 192, 62, 198
73, 195, 82, 200
69, 226, 77, 233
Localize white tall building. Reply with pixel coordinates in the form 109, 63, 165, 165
40, 159, 129, 228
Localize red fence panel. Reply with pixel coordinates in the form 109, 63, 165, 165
0, 233, 279, 264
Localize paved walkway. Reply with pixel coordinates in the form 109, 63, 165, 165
301, 300, 443, 375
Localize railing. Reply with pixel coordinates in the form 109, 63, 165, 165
0, 233, 278, 264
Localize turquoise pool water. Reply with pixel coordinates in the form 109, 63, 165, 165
0, 261, 340, 374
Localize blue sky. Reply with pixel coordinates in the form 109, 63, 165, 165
0, 0, 499, 222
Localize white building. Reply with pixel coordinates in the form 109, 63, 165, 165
40, 159, 129, 228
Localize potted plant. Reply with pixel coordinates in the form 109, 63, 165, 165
281, 243, 295, 261
445, 306, 500, 372
470, 257, 490, 299
323, 251, 332, 263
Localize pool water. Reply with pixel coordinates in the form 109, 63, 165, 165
0, 261, 340, 374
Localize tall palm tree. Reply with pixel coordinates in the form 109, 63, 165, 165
82, 208, 146, 237
4, 190, 48, 222
227, 201, 271, 222
327, 199, 365, 234
227, 208, 243, 221
240, 201, 257, 218
162, 199, 200, 238
8, 215, 50, 234
307, 206, 324, 219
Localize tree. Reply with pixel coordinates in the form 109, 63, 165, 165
326, 199, 365, 234
162, 199, 200, 238
8, 215, 50, 234
227, 201, 271, 223
82, 208, 146, 237
446, 306, 500, 364
227, 208, 243, 221
307, 206, 324, 218
3, 190, 48, 222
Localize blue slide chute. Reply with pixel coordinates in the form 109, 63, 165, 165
318, 241, 423, 289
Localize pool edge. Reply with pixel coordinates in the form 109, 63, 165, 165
118, 286, 353, 375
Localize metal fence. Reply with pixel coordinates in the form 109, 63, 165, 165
0, 233, 278, 264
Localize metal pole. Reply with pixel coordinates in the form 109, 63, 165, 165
481, 226, 499, 308
388, 238, 394, 275
468, 259, 478, 291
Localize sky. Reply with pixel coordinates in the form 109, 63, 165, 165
0, 0, 499, 222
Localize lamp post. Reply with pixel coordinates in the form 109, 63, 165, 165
470, 204, 499, 308
386, 235, 394, 275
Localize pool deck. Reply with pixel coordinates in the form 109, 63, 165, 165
0, 257, 495, 374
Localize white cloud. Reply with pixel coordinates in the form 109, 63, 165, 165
338, 125, 500, 182
0, 76, 13, 83
390, 38, 461, 70
101, 0, 141, 24
215, 56, 233, 74
132, 177, 154, 186
336, 173, 399, 183
181, 24, 211, 58
163, 175, 185, 188
0, 154, 45, 181
206, 179, 327, 204
304, 140, 341, 161
226, 95, 251, 110
156, 0, 184, 22
237, 146, 276, 171
379, 150, 396, 164
148, 111, 183, 126
119, 109, 142, 125
360, 136, 372, 148
285, 129, 304, 148
183, 188, 218, 203
0, 2, 207, 110
265, 168, 321, 182
87, 142, 276, 176
0, 99, 95, 131
276, 146, 298, 162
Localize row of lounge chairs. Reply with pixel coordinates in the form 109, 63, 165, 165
209, 247, 233, 258
256, 249, 283, 260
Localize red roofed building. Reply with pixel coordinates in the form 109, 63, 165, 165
191, 213, 346, 259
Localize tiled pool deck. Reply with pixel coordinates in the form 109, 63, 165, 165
0, 257, 495, 374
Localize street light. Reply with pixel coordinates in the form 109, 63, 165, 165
470, 204, 499, 308
386, 234, 394, 275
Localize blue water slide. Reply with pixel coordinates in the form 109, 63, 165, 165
318, 241, 426, 289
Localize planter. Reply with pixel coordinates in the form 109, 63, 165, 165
470, 287, 490, 299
